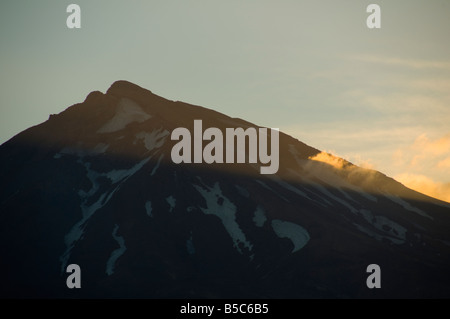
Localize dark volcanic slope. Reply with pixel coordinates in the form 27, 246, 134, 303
1, 80, 450, 298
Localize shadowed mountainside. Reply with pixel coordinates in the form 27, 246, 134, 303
1, 80, 450, 298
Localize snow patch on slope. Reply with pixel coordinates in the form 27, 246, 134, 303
92, 143, 110, 154
106, 224, 127, 276
105, 157, 151, 184
306, 179, 358, 213
271, 219, 310, 253
166, 196, 176, 212
384, 194, 432, 220
98, 98, 151, 133
136, 128, 169, 152
145, 201, 153, 217
358, 209, 407, 243
194, 182, 253, 254
60, 156, 149, 272
253, 205, 267, 227
353, 223, 405, 245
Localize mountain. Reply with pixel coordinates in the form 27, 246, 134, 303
1, 80, 450, 298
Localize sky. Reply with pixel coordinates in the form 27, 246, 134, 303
1, 1, 449, 202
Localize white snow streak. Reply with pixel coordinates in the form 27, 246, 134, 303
194, 182, 253, 254
98, 98, 151, 133
136, 128, 169, 152
353, 223, 405, 245
60, 156, 150, 272
166, 196, 176, 212
106, 224, 127, 276
384, 194, 432, 220
358, 209, 407, 244
145, 201, 153, 217
253, 205, 267, 227
105, 157, 151, 184
271, 219, 310, 253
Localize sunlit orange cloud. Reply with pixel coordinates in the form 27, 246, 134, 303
438, 157, 450, 169
393, 133, 450, 179
390, 134, 450, 203
348, 155, 374, 170
308, 151, 346, 169
412, 133, 450, 157
309, 151, 450, 203
395, 173, 450, 204
309, 151, 374, 170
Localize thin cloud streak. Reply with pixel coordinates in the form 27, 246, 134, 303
352, 55, 450, 70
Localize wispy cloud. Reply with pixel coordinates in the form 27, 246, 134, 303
438, 157, 450, 169
395, 173, 450, 203
394, 133, 450, 170
308, 151, 347, 170
284, 124, 424, 155
309, 150, 374, 170
411, 133, 450, 157
286, 125, 450, 203
359, 93, 450, 114
352, 55, 450, 71
406, 78, 450, 93
390, 133, 450, 202
308, 151, 450, 204
286, 54, 450, 204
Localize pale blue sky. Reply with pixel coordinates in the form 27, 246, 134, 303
1, 1, 449, 200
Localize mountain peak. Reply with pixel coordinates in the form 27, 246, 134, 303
104, 80, 171, 109
106, 80, 152, 96
83, 90, 104, 103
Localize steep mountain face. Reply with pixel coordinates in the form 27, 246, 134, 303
1, 80, 450, 298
